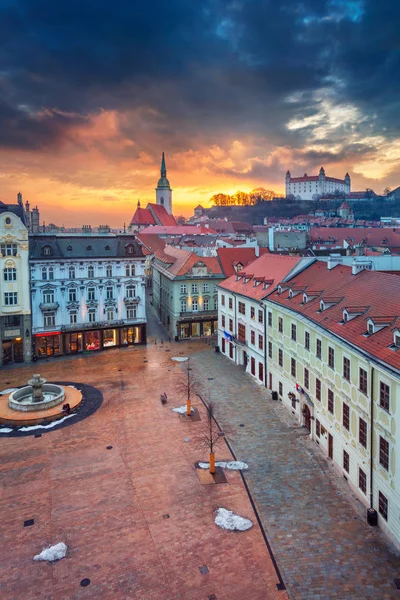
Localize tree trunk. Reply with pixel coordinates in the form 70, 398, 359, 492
209, 452, 216, 474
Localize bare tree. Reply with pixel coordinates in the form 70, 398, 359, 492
199, 399, 223, 474
175, 359, 198, 416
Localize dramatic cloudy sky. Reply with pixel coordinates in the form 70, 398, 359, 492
0, 0, 399, 225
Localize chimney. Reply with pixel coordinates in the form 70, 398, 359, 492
355, 245, 365, 256
327, 253, 343, 270
17, 192, 22, 205
31, 206, 40, 233
255, 245, 260, 257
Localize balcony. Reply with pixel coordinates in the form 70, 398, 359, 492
124, 296, 140, 304
39, 302, 60, 311
60, 318, 141, 332
179, 309, 217, 320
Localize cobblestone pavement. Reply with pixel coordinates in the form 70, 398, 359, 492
0, 342, 286, 600
189, 349, 400, 600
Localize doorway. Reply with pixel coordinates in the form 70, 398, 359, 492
303, 405, 311, 431
328, 433, 333, 459
243, 351, 248, 368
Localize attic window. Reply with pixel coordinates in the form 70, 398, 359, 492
105, 245, 111, 251
368, 323, 374, 335
67, 245, 72, 251
319, 300, 325, 312
86, 245, 92, 251
394, 333, 400, 348
277, 285, 282, 294
125, 244, 134, 255
42, 245, 52, 256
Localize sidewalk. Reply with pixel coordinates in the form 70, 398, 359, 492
189, 349, 400, 600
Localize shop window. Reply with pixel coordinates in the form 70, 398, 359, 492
103, 329, 117, 347
127, 307, 136, 319
4, 292, 18, 305
44, 311, 55, 327
85, 331, 100, 351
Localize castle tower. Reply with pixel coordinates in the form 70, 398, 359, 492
344, 172, 351, 192
155, 152, 173, 215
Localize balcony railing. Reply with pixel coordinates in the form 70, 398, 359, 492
60, 318, 140, 332
39, 302, 60, 311
179, 309, 217, 319
124, 296, 140, 304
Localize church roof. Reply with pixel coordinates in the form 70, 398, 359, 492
339, 201, 351, 209
129, 203, 176, 228
130, 207, 156, 226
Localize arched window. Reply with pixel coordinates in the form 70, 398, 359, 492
125, 244, 134, 255
42, 245, 52, 256
67, 245, 72, 251
105, 245, 110, 251
160, 196, 164, 205
86, 245, 92, 251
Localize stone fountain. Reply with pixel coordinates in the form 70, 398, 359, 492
8, 374, 65, 413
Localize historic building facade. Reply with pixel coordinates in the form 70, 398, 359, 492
0, 203, 32, 365
29, 234, 147, 357
265, 262, 400, 549
285, 167, 351, 200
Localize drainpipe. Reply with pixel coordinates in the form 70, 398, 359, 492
263, 302, 267, 388
370, 366, 374, 509
234, 295, 237, 365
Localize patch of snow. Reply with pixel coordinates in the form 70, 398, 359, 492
198, 461, 249, 470
67, 385, 76, 389
33, 542, 68, 562
171, 356, 188, 362
184, 437, 190, 442
172, 405, 194, 414
215, 508, 253, 531
0, 427, 13, 433
0, 388, 18, 395
19, 414, 75, 432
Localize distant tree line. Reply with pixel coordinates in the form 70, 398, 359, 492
210, 188, 284, 206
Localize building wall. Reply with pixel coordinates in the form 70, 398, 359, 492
273, 230, 307, 250
265, 300, 400, 549
286, 176, 350, 200
0, 211, 31, 365
217, 288, 266, 386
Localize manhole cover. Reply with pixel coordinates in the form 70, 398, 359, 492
24, 519, 34, 527
199, 565, 209, 574
80, 578, 91, 587
106, 446, 113, 450
239, 424, 245, 428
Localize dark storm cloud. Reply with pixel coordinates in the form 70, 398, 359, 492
0, 0, 398, 154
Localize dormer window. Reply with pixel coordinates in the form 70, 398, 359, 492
67, 245, 72, 251
125, 244, 134, 255
394, 332, 400, 348
41, 245, 52, 256
86, 245, 92, 251
368, 323, 374, 335
320, 300, 325, 312
366, 316, 396, 336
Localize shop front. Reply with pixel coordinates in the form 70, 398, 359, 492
2, 338, 24, 364
34, 332, 63, 358
178, 318, 218, 338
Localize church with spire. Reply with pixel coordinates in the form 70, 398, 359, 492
128, 152, 176, 233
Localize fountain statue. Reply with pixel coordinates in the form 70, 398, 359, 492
8, 374, 65, 413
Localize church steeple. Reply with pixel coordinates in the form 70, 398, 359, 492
161, 152, 166, 178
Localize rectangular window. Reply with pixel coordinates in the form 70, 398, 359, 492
278, 317, 283, 333
88, 266, 94, 278
127, 307, 136, 319
268, 311, 272, 327
43, 311, 55, 327
192, 300, 198, 312
69, 312, 77, 324
278, 348, 283, 367
316, 378, 321, 401
291, 323, 296, 341
221, 315, 226, 328
359, 367, 368, 394
214, 297, 218, 310
4, 267, 16, 281
221, 294, 225, 306
238, 323, 246, 343
4, 292, 18, 305
328, 389, 334, 414
251, 357, 256, 376
106, 265, 112, 277
279, 382, 283, 397
258, 362, 264, 382
229, 297, 233, 309
343, 357, 350, 381
305, 331, 310, 351
379, 436, 389, 470
0, 243, 17, 256
291, 358, 296, 378
181, 300, 187, 312
359, 468, 366, 494
69, 267, 75, 279
87, 287, 95, 301
203, 299, 209, 311
268, 341, 272, 358
203, 283, 209, 293
229, 342, 233, 359
359, 418, 367, 448
180, 284, 187, 294
191, 283, 198, 294
304, 368, 309, 390
258, 334, 263, 351
221, 338, 226, 353
238, 301, 246, 315
229, 318, 233, 332
88, 310, 96, 323
379, 382, 390, 412
43, 290, 55, 304
316, 338, 322, 359
343, 403, 350, 430
107, 308, 114, 321
291, 395, 296, 410
250, 306, 255, 320
106, 286, 113, 300
328, 346, 335, 369
259, 310, 263, 324
343, 450, 349, 473
251, 330, 255, 345
379, 491, 388, 521
316, 419, 321, 438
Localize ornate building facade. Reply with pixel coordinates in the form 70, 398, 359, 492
29, 234, 147, 357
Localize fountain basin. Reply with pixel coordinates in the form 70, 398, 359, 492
9, 384, 65, 412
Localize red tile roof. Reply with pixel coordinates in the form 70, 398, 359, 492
154, 246, 223, 277
130, 207, 156, 226
140, 225, 218, 235
268, 261, 400, 370
216, 247, 269, 277
219, 253, 303, 301
136, 234, 166, 256
147, 203, 177, 226
310, 227, 400, 247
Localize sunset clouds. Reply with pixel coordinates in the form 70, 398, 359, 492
0, 0, 399, 225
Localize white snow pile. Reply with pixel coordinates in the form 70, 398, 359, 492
0, 388, 17, 395
33, 542, 68, 562
0, 427, 13, 433
19, 414, 75, 432
172, 405, 194, 414
215, 508, 253, 531
171, 356, 188, 362
198, 460, 249, 471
